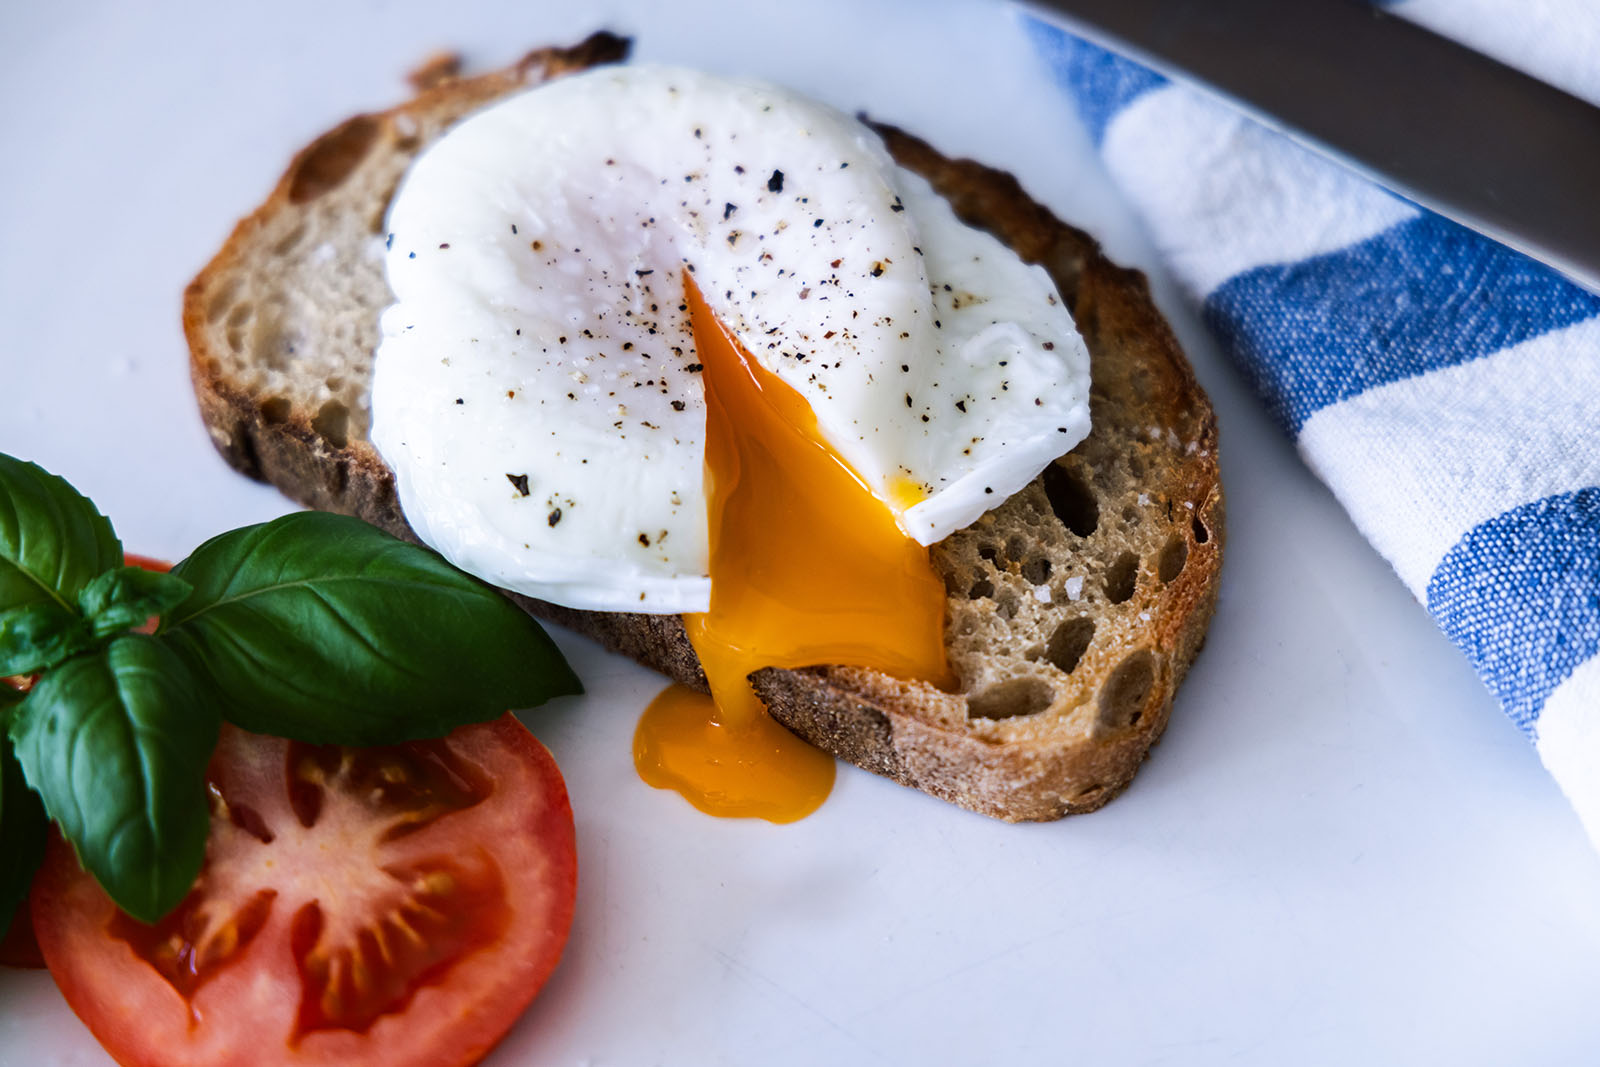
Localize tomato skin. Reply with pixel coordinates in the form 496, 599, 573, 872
32, 715, 577, 1067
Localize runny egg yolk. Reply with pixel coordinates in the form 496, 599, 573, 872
632, 277, 954, 822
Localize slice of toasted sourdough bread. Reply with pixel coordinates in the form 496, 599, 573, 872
184, 32, 1223, 822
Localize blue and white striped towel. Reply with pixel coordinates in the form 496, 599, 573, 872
1027, 1, 1600, 847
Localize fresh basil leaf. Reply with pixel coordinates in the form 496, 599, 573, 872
79, 566, 192, 639
0, 600, 96, 675
0, 736, 48, 939
0, 452, 122, 622
0, 454, 123, 679
9, 635, 216, 924
161, 512, 580, 745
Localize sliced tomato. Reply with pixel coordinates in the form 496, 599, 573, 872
32, 716, 576, 1067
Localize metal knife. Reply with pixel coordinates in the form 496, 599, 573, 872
1020, 0, 1600, 295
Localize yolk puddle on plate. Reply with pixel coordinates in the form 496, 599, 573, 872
633, 276, 953, 822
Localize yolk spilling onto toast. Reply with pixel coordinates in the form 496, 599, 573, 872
632, 276, 952, 822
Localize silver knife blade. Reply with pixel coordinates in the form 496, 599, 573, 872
1021, 0, 1600, 295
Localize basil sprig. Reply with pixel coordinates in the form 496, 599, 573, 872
0, 454, 581, 925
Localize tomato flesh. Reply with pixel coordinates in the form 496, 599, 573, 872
33, 716, 576, 1067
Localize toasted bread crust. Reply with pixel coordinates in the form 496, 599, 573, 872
184, 36, 1222, 821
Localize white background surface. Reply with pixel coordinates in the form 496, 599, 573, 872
2, 1, 1599, 1064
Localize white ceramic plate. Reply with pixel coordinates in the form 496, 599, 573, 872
2, 2, 1598, 1064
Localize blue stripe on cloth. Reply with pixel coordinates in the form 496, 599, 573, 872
1025, 20, 1168, 146
1427, 488, 1600, 736
1202, 212, 1600, 435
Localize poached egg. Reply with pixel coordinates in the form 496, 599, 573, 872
370, 64, 1092, 820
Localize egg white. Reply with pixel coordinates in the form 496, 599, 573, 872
371, 65, 1091, 613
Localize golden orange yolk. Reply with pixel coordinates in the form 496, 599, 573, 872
633, 276, 953, 822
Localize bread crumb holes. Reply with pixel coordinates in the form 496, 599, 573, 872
1098, 651, 1155, 731
1044, 616, 1095, 674
259, 396, 291, 424
313, 400, 350, 448
1158, 533, 1188, 584
1042, 463, 1098, 537
967, 677, 1055, 720
1105, 550, 1138, 604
